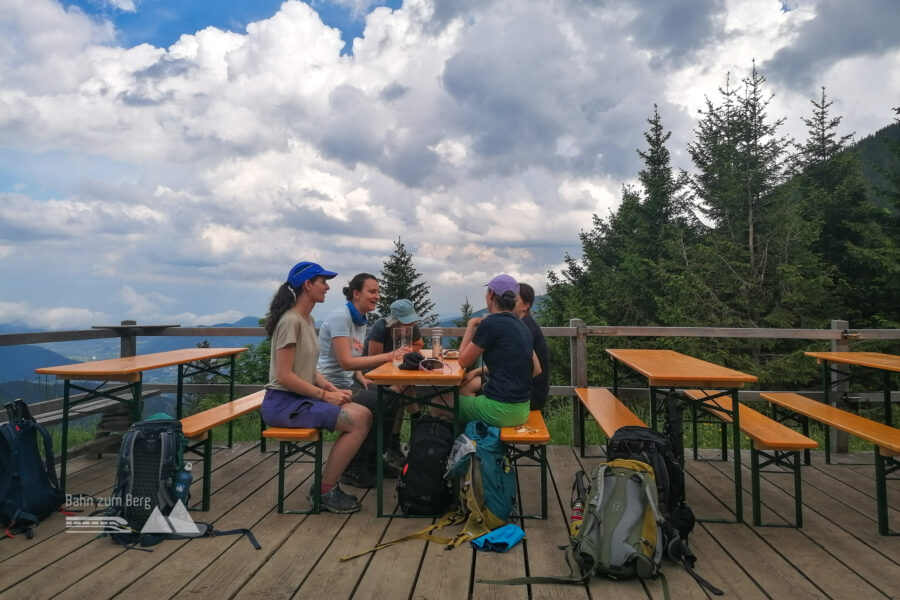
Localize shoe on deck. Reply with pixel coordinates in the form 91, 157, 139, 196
384, 445, 407, 471
311, 485, 360, 514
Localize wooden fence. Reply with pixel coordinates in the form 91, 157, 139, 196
3, 318, 899, 455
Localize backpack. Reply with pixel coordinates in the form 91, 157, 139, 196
104, 413, 259, 550
478, 459, 667, 591
396, 418, 454, 515
341, 420, 517, 560
0, 400, 66, 539
606, 425, 722, 595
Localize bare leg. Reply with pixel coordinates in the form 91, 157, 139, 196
323, 403, 372, 486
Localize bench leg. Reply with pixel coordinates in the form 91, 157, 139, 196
751, 446, 803, 528
201, 435, 212, 511
874, 449, 898, 536
275, 437, 322, 515
507, 444, 547, 520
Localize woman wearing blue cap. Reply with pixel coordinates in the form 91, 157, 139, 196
435, 274, 540, 427
261, 261, 371, 514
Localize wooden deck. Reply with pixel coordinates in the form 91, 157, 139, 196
2, 442, 898, 600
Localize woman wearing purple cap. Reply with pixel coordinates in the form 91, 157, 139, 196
436, 274, 540, 427
261, 261, 371, 514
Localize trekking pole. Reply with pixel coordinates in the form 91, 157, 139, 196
569, 471, 587, 536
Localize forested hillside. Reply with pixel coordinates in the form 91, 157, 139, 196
540, 66, 899, 390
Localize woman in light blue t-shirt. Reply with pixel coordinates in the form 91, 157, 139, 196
316, 273, 401, 489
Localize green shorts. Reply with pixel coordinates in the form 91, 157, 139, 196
458, 394, 530, 427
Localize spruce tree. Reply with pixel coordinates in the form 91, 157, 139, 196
449, 297, 474, 349
376, 237, 438, 326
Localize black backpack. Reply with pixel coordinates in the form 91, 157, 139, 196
606, 425, 721, 595
396, 418, 454, 515
104, 413, 259, 550
0, 399, 66, 539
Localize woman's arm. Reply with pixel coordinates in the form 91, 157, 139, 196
331, 336, 393, 370
276, 345, 350, 405
458, 318, 485, 368
531, 351, 542, 377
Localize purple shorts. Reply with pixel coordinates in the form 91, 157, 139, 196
261, 388, 341, 431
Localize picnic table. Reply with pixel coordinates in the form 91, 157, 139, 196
605, 348, 758, 523
364, 354, 465, 518
35, 347, 247, 490
804, 351, 900, 428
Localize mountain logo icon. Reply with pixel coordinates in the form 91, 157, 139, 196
140, 500, 201, 535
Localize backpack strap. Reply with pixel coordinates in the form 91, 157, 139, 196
340, 509, 467, 560
669, 538, 724, 595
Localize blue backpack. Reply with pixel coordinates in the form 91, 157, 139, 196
0, 399, 66, 539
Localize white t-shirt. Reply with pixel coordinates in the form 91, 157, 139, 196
316, 304, 367, 389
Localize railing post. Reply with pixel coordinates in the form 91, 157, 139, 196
119, 319, 137, 358
830, 319, 850, 454
570, 318, 587, 444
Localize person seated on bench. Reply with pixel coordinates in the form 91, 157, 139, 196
364, 298, 424, 470
262, 261, 370, 514
457, 282, 550, 413
433, 274, 540, 428
317, 273, 402, 489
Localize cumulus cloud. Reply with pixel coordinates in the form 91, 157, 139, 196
0, 0, 898, 325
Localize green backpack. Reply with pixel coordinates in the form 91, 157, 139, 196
480, 458, 669, 595
572, 459, 664, 580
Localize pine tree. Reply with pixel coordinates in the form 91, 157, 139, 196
449, 297, 474, 349
797, 87, 854, 168
376, 237, 438, 326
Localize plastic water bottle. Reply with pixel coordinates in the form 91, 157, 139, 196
174, 462, 193, 504
431, 328, 443, 358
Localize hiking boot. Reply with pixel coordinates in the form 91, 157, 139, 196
384, 444, 407, 471
312, 484, 360, 514
340, 463, 376, 489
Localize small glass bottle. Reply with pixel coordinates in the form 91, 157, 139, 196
431, 327, 443, 358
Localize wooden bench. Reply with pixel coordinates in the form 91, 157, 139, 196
262, 427, 323, 514
685, 390, 818, 527
500, 410, 551, 519
760, 392, 900, 535
574, 387, 646, 457
180, 390, 266, 511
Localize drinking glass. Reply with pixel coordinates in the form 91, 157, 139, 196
392, 326, 412, 367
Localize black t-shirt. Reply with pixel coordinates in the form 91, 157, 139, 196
472, 312, 533, 404
522, 314, 550, 410
365, 318, 422, 355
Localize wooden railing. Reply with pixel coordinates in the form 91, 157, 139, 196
3, 318, 898, 455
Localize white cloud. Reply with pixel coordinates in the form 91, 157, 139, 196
0, 0, 898, 324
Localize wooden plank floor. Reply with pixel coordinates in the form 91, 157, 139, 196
1, 442, 898, 600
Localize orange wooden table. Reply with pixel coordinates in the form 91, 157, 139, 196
36, 347, 247, 490
606, 348, 758, 523
805, 351, 900, 429
365, 356, 465, 517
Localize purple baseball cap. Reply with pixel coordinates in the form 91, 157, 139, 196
485, 274, 519, 296
287, 261, 337, 287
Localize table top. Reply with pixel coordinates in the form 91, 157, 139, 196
34, 347, 247, 380
606, 348, 758, 388
804, 351, 900, 373
365, 358, 465, 386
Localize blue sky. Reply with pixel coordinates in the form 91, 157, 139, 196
1, 0, 899, 330
63, 0, 401, 54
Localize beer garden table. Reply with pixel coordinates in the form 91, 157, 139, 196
35, 347, 247, 490
606, 348, 758, 523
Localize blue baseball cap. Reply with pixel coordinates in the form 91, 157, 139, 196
485, 273, 519, 296
287, 261, 337, 287
390, 299, 420, 324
